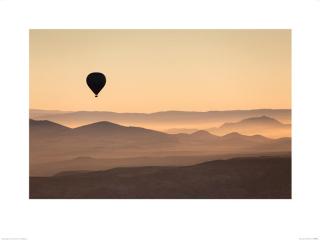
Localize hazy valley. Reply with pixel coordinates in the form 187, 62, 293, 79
30, 109, 291, 198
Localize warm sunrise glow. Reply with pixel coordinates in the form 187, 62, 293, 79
30, 29, 291, 112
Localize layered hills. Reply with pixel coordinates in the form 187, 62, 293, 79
30, 119, 291, 176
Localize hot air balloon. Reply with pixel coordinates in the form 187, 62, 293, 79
86, 72, 106, 97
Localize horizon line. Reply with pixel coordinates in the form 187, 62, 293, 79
29, 108, 292, 114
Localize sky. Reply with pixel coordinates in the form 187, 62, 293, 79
30, 29, 291, 112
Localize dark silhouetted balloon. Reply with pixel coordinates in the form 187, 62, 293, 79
86, 72, 106, 97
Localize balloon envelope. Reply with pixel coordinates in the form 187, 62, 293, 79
86, 72, 106, 97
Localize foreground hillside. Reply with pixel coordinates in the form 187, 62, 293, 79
30, 155, 291, 199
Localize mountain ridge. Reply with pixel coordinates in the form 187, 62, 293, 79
30, 119, 277, 140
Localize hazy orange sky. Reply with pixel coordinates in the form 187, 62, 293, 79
30, 29, 291, 112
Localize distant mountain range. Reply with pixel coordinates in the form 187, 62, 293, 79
30, 119, 291, 176
29, 109, 72, 118
166, 116, 291, 138
207, 116, 291, 138
30, 109, 291, 130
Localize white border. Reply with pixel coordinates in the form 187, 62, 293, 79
1, 0, 320, 240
